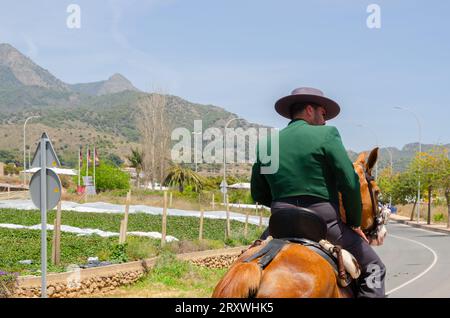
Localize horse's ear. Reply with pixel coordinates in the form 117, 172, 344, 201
355, 152, 366, 165
366, 147, 379, 173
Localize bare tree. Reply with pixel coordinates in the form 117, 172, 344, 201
137, 92, 170, 189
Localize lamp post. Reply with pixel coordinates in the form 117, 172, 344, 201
394, 106, 422, 223
192, 131, 202, 173
356, 124, 379, 180
384, 147, 394, 205
223, 117, 245, 206
23, 115, 40, 186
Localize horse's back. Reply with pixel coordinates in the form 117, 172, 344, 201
256, 243, 340, 298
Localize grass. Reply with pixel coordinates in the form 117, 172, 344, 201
0, 208, 262, 241
98, 252, 227, 298
0, 208, 262, 275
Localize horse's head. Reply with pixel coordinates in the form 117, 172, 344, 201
353, 147, 390, 246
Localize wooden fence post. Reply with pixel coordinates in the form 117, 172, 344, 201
199, 208, 204, 241
161, 191, 168, 247
119, 220, 125, 244
211, 193, 215, 210
51, 218, 57, 264
118, 191, 131, 244
52, 201, 62, 265
225, 194, 231, 239
244, 208, 249, 239
257, 202, 262, 229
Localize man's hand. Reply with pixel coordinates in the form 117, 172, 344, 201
352, 226, 369, 243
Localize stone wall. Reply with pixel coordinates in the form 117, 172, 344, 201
12, 246, 245, 298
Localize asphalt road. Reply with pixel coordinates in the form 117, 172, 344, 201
376, 221, 450, 297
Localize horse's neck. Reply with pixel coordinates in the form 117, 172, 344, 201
338, 193, 373, 231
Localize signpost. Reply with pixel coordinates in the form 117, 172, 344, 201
29, 133, 61, 298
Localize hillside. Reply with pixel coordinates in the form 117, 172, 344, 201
0, 43, 264, 168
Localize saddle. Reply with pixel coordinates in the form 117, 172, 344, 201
244, 208, 361, 287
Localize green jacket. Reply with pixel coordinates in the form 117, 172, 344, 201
251, 119, 362, 227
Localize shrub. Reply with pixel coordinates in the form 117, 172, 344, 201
433, 213, 445, 222
126, 237, 157, 260
110, 243, 128, 263
74, 163, 130, 192
4, 164, 21, 175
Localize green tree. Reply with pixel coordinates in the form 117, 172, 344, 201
126, 148, 143, 188
391, 170, 418, 220
77, 163, 130, 192
164, 163, 205, 192
377, 167, 395, 204
432, 148, 450, 228
409, 149, 446, 224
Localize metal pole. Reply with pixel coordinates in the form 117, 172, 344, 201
93, 146, 96, 191
385, 147, 393, 205
40, 136, 47, 298
78, 146, 81, 187
86, 146, 89, 179
222, 117, 243, 206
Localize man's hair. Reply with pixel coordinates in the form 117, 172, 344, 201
289, 102, 319, 119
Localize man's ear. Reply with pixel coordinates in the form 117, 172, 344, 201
366, 147, 379, 173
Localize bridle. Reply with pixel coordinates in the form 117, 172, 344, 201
358, 163, 380, 238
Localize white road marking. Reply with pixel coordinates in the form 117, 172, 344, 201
386, 233, 438, 296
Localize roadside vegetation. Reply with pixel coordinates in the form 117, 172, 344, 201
377, 146, 450, 226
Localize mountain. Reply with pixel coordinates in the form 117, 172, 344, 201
70, 73, 139, 96
0, 43, 446, 175
0, 43, 263, 169
0, 43, 68, 91
348, 143, 450, 173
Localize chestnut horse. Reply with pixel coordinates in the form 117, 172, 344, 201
212, 147, 388, 298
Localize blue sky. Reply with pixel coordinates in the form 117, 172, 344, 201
0, 0, 449, 152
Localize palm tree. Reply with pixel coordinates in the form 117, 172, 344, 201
127, 148, 143, 188
164, 163, 205, 192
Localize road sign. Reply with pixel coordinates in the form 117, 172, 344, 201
31, 132, 61, 168
29, 132, 62, 298
29, 168, 62, 211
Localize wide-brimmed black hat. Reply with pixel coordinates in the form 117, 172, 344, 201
275, 87, 341, 120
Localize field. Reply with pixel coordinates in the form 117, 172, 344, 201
0, 208, 262, 275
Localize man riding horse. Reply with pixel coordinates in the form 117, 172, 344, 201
251, 87, 386, 298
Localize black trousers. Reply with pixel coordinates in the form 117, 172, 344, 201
260, 197, 386, 298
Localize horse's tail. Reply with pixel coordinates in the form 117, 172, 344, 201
212, 260, 262, 298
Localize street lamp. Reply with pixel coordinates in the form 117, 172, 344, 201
356, 124, 379, 180
222, 117, 245, 206
23, 115, 40, 186
384, 147, 394, 205
191, 131, 202, 173
394, 106, 422, 223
